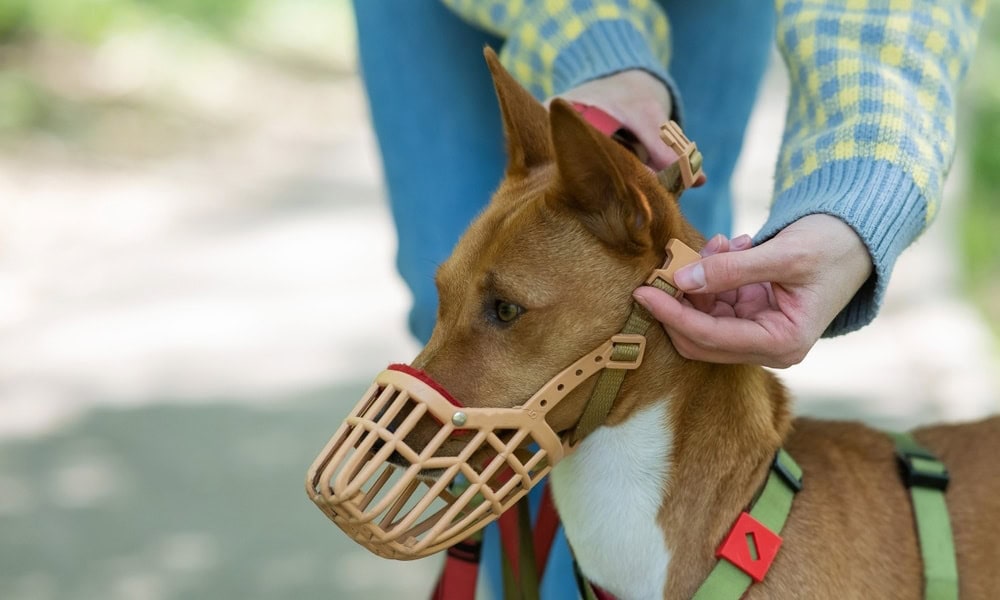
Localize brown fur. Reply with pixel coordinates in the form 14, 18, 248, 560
412, 48, 1000, 598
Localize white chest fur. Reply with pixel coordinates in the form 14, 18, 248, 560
550, 402, 672, 600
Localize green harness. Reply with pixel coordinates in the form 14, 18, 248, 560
566, 253, 959, 597
687, 434, 958, 599
560, 275, 960, 599
891, 432, 959, 599
563, 245, 959, 598
530, 134, 957, 598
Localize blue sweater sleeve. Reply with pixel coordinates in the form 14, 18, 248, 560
760, 0, 985, 336
440, 0, 683, 119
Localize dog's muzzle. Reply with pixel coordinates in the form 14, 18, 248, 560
305, 336, 644, 560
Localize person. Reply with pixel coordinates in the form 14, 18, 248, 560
351, 0, 984, 597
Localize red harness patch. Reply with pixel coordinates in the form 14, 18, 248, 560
716, 512, 783, 583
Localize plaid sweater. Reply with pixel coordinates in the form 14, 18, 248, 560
441, 0, 986, 336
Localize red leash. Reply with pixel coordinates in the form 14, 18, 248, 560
431, 537, 483, 600
431, 483, 562, 599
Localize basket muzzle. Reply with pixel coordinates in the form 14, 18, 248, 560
305, 335, 644, 559
306, 239, 700, 560
304, 364, 565, 559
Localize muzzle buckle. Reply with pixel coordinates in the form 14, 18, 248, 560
606, 334, 647, 370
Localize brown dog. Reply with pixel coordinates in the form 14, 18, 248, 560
381, 50, 1000, 599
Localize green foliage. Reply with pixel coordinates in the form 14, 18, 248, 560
964, 106, 1000, 279
960, 3, 1000, 333
0, 72, 44, 132
0, 0, 256, 44
0, 0, 354, 142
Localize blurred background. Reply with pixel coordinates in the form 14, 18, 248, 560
0, 1, 997, 599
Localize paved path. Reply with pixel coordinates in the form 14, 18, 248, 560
0, 27, 995, 600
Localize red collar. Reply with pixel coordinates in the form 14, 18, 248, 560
569, 101, 649, 164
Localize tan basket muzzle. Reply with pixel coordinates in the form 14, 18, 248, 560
305, 364, 569, 560
306, 240, 698, 560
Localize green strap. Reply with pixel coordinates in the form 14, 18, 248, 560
657, 149, 704, 194
889, 432, 959, 600
692, 560, 751, 600
516, 498, 540, 600
501, 547, 517, 600
500, 496, 539, 600
571, 277, 677, 444
692, 449, 802, 600
501, 497, 540, 600
749, 449, 801, 531
580, 578, 600, 600
573, 559, 601, 600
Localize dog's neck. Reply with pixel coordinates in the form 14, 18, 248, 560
551, 320, 791, 598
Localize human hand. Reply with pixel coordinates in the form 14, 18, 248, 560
632, 214, 874, 368
549, 69, 699, 175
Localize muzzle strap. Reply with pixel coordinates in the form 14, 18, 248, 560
570, 239, 701, 444
307, 238, 702, 559
570, 302, 657, 444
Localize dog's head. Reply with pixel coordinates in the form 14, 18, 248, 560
307, 49, 702, 559
405, 49, 700, 450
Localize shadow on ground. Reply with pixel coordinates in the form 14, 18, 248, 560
0, 383, 439, 600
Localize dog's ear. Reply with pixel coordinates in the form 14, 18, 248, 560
484, 47, 551, 176
548, 99, 657, 254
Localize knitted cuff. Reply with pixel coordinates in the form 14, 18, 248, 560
756, 160, 926, 337
549, 19, 683, 124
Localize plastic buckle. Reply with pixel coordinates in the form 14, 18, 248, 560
771, 450, 803, 493
716, 512, 783, 583
605, 334, 646, 370
659, 120, 702, 190
896, 450, 950, 491
643, 239, 701, 299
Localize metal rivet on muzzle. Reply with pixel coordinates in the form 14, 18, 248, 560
451, 411, 468, 427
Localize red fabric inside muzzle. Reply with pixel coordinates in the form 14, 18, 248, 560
388, 363, 463, 408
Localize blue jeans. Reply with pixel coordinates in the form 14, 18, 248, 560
353, 2, 774, 597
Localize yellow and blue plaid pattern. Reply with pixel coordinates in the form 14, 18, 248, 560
444, 0, 983, 221
776, 0, 986, 224
441, 0, 671, 97
442, 0, 985, 333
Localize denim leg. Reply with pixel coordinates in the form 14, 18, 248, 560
354, 0, 506, 344
662, 0, 775, 239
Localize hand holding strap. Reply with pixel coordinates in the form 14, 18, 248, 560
569, 238, 701, 445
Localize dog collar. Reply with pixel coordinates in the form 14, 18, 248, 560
569, 101, 704, 193
569, 101, 649, 164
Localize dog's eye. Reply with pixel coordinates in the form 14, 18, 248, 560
494, 300, 523, 323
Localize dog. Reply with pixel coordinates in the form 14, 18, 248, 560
312, 49, 1000, 599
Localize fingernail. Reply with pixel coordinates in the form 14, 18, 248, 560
632, 289, 651, 309
674, 263, 705, 290
731, 234, 752, 250
704, 234, 724, 254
